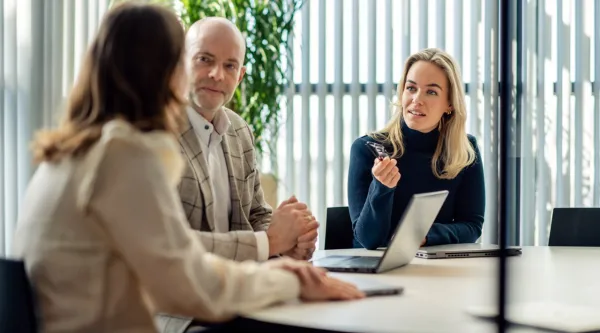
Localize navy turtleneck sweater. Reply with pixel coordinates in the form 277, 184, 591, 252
347, 124, 485, 249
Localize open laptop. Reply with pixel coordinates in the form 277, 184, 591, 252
311, 190, 449, 274
416, 243, 522, 259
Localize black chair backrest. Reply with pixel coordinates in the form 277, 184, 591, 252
549, 208, 600, 246
0, 258, 39, 333
324, 207, 354, 250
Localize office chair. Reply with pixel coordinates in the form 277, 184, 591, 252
324, 207, 354, 250
0, 258, 39, 333
548, 208, 600, 246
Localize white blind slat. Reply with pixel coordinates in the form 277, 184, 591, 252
555, 0, 568, 207
468, 0, 480, 137
519, 0, 535, 245
594, 0, 600, 206
350, 0, 359, 140
419, 0, 428, 50
400, 0, 410, 63
333, 0, 344, 206
63, 0, 75, 93
436, 0, 446, 50
367, 0, 376, 131
4, 0, 18, 254
573, 0, 585, 206
0, 0, 6, 255
317, 0, 326, 237
454, 0, 464, 70
384, 0, 393, 104
536, 0, 549, 245
299, 1, 310, 203
285, 1, 296, 200
482, 0, 494, 244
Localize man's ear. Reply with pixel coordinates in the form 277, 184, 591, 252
238, 66, 247, 84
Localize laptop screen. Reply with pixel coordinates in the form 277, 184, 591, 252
377, 191, 449, 272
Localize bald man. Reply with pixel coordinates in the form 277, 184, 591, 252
156, 18, 321, 333
178, 18, 318, 263
156, 19, 319, 333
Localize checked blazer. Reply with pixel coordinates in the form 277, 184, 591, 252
155, 108, 274, 333
177, 107, 272, 261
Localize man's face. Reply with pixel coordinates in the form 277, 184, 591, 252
186, 24, 246, 115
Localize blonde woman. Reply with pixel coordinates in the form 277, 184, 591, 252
347, 48, 485, 250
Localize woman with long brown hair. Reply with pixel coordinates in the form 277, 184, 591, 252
348, 48, 485, 250
13, 3, 362, 332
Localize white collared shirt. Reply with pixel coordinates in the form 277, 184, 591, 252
186, 107, 269, 261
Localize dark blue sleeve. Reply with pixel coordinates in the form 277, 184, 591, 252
347, 138, 396, 250
425, 135, 485, 246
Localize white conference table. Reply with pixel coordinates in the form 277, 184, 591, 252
245, 246, 600, 333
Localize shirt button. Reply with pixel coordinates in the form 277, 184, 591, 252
204, 125, 210, 130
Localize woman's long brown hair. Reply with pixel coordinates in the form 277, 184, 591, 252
32, 2, 186, 163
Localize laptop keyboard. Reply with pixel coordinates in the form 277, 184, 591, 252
347, 256, 380, 267
316, 255, 380, 268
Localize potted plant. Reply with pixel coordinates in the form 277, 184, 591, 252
180, 0, 303, 207
111, 0, 304, 207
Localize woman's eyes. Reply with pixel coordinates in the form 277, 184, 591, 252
406, 86, 438, 95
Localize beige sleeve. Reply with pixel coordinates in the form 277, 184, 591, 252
88, 137, 300, 322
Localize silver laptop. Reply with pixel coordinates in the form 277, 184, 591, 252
416, 243, 522, 259
312, 190, 449, 274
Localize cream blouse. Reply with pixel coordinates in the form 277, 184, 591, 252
13, 119, 300, 333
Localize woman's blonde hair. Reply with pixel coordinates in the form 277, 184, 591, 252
370, 48, 475, 179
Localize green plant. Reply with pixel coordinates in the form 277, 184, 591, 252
180, 0, 303, 156
108, 0, 302, 157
